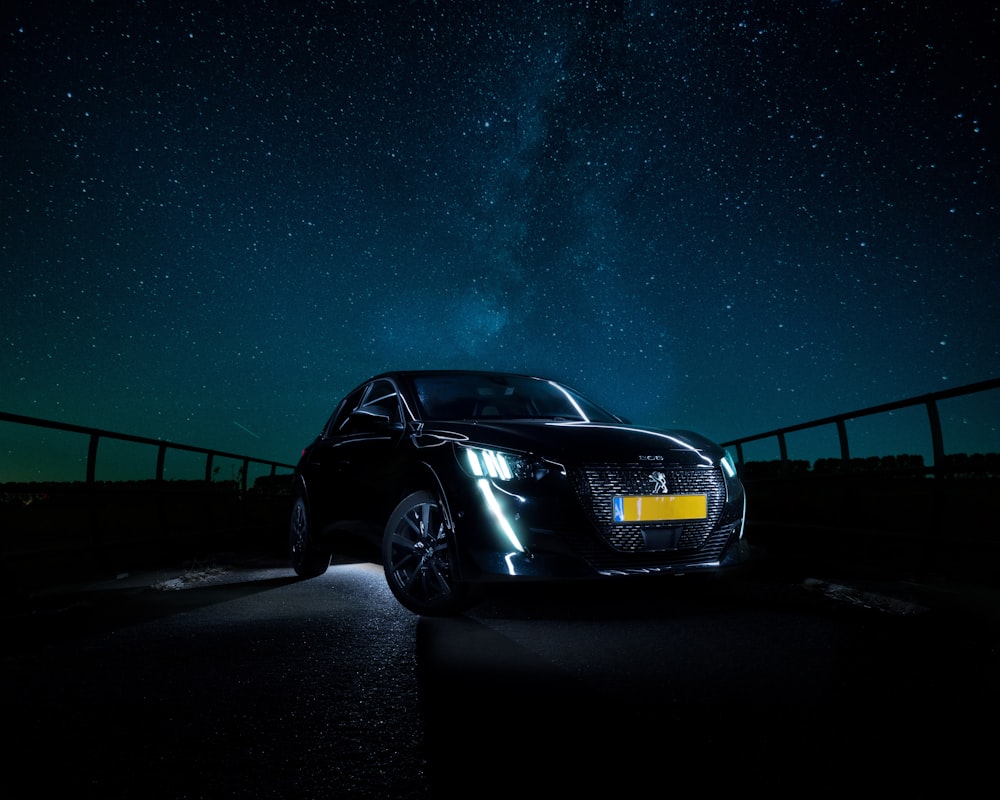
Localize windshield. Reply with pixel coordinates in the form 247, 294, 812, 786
410, 373, 620, 423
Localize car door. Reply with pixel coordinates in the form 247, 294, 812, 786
305, 379, 405, 539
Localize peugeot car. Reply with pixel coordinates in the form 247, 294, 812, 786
290, 370, 748, 615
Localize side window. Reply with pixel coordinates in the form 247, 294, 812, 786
359, 380, 401, 425
335, 380, 401, 436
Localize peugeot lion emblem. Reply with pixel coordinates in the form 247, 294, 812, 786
649, 471, 669, 494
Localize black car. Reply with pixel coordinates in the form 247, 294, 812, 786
290, 370, 748, 615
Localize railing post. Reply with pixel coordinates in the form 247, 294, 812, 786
926, 399, 945, 473
836, 418, 850, 467
156, 443, 167, 482
85, 432, 101, 549
86, 433, 100, 484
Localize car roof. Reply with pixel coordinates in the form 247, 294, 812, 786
367, 369, 550, 384
372, 369, 544, 378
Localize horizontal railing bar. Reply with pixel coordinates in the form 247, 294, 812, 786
0, 410, 295, 474
721, 376, 1000, 448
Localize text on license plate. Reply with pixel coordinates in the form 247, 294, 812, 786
612, 494, 708, 522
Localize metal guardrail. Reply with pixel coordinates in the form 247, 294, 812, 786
0, 411, 298, 591
720, 377, 1000, 477
0, 410, 296, 491
719, 378, 1000, 583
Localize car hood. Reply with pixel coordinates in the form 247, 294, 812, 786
413, 419, 725, 467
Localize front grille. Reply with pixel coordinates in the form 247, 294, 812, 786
570, 463, 730, 571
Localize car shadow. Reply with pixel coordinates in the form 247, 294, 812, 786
412, 567, 993, 797
466, 568, 789, 622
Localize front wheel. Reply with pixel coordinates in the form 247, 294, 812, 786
290, 495, 331, 578
382, 490, 472, 616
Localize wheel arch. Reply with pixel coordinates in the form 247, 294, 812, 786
385, 461, 480, 584
390, 461, 454, 530
289, 473, 314, 523
291, 472, 309, 502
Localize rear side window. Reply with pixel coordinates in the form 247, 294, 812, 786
325, 385, 366, 436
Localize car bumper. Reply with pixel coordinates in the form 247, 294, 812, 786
453, 487, 748, 581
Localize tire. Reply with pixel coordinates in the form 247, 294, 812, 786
382, 490, 472, 616
290, 495, 331, 578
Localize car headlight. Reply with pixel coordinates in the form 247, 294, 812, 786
721, 451, 738, 479
461, 446, 532, 481
457, 446, 530, 555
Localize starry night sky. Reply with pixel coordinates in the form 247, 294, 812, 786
2, 1, 998, 481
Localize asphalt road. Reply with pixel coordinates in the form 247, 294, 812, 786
3, 550, 997, 798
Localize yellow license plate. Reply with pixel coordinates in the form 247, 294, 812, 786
612, 494, 707, 522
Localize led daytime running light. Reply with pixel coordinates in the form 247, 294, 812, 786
465, 448, 515, 481
475, 478, 525, 552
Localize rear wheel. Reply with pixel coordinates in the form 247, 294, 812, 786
290, 495, 331, 578
382, 490, 472, 616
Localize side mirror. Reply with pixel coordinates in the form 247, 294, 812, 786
350, 404, 404, 431
351, 406, 390, 424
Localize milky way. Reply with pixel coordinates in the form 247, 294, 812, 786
2, 1, 997, 480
